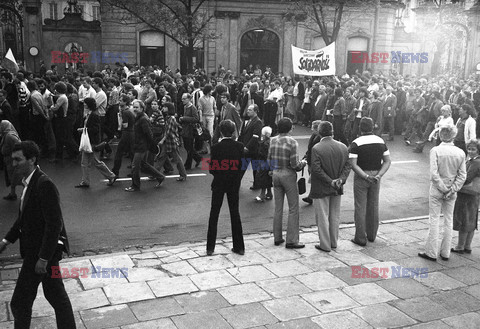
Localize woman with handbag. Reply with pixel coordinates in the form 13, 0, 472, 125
0, 120, 22, 200
75, 97, 117, 188
452, 139, 480, 254
156, 102, 187, 181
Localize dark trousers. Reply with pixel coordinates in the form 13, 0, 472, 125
207, 188, 245, 252
31, 115, 45, 148
333, 116, 348, 145
18, 105, 30, 140
65, 115, 79, 157
240, 155, 258, 187
11, 247, 76, 329
112, 131, 134, 176
183, 136, 201, 169
264, 102, 277, 134
105, 105, 119, 139
131, 151, 165, 189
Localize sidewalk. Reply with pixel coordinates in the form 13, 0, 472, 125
1, 218, 480, 329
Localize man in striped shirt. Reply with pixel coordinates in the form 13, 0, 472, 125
268, 118, 307, 248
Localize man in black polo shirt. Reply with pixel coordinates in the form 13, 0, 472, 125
349, 117, 391, 246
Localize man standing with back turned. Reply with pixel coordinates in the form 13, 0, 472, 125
0, 141, 75, 328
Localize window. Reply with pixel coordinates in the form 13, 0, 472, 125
78, 5, 85, 19
49, 3, 58, 20
93, 6, 100, 21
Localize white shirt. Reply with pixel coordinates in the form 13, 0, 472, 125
267, 87, 283, 102
95, 90, 108, 116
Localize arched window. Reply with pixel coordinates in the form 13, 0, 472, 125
346, 37, 369, 76
240, 29, 280, 74
140, 31, 165, 68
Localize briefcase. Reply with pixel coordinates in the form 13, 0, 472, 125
298, 168, 306, 195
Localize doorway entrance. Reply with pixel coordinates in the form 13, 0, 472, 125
240, 29, 279, 74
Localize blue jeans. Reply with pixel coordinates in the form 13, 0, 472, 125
353, 171, 381, 244
273, 168, 300, 244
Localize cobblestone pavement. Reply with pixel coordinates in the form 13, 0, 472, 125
1, 218, 480, 328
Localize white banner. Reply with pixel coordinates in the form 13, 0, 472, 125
292, 43, 336, 76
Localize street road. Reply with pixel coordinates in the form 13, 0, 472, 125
0, 126, 431, 257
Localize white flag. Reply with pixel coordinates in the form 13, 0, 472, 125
3, 48, 19, 73
292, 43, 336, 76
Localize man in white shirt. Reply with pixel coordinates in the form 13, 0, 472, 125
79, 78, 96, 117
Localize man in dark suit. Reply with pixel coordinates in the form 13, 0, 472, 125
238, 104, 264, 189
207, 119, 245, 256
382, 86, 397, 141
310, 121, 351, 252
0, 141, 76, 328
212, 92, 242, 144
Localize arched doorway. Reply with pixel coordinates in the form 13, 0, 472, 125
346, 37, 369, 76
140, 31, 165, 68
240, 29, 279, 74
0, 3, 24, 63
64, 42, 83, 71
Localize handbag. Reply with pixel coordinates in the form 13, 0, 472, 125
459, 177, 480, 195
297, 168, 306, 195
79, 128, 93, 153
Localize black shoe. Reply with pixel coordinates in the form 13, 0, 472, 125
206, 250, 214, 256
74, 183, 90, 188
405, 140, 411, 146
274, 239, 285, 246
107, 176, 117, 186
315, 245, 330, 252
231, 248, 245, 255
440, 255, 449, 261
265, 193, 273, 200
418, 252, 437, 261
249, 186, 260, 190
351, 239, 366, 247
155, 177, 165, 188
3, 194, 17, 201
465, 249, 472, 254
285, 243, 305, 249
195, 159, 202, 168
302, 197, 313, 205
451, 248, 465, 254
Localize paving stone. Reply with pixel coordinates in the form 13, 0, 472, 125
301, 289, 359, 313
393, 220, 429, 231
79, 271, 127, 290
378, 223, 409, 234
390, 296, 455, 322
342, 282, 397, 305
463, 283, 480, 299
166, 247, 189, 254
90, 255, 134, 272
298, 232, 320, 243
0, 321, 13, 329
257, 247, 302, 262
153, 250, 172, 258
376, 277, 433, 299
298, 254, 347, 271
266, 317, 321, 329
335, 239, 369, 252
174, 291, 230, 313
148, 276, 198, 297
225, 251, 270, 267
405, 320, 452, 329
69, 288, 110, 312
172, 310, 232, 329
326, 266, 383, 286
130, 252, 158, 260
396, 256, 446, 273
217, 282, 271, 305
442, 266, 480, 285
218, 302, 278, 329
352, 303, 417, 327
121, 318, 177, 329
295, 271, 348, 291
381, 231, 422, 244
262, 296, 319, 321
81, 304, 138, 329
330, 251, 379, 266
190, 244, 231, 256
187, 255, 235, 272
360, 246, 409, 262
0, 269, 18, 281
257, 277, 311, 298
161, 260, 198, 276
103, 281, 155, 304
441, 311, 480, 329
189, 269, 239, 290
362, 261, 402, 279
414, 271, 466, 291
437, 254, 476, 268
311, 310, 371, 329
129, 297, 184, 321
429, 290, 480, 314
390, 244, 426, 258
59, 258, 93, 272
227, 265, 277, 283
242, 240, 264, 251
0, 302, 7, 322
31, 296, 56, 317
30, 312, 85, 329
176, 250, 200, 260
134, 259, 164, 267
264, 260, 312, 277
124, 267, 169, 282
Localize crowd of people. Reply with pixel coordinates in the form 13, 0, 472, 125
0, 61, 479, 252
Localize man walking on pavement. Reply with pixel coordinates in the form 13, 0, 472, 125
311, 121, 352, 252
349, 117, 391, 246
419, 125, 466, 261
268, 118, 307, 248
0, 141, 76, 328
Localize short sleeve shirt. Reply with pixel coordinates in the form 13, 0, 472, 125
349, 134, 390, 171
